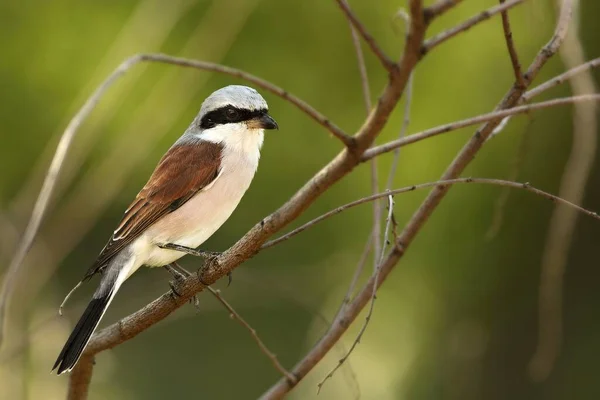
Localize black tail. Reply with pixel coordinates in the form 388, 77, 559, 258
52, 292, 112, 374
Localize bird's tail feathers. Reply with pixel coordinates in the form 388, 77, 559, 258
53, 251, 133, 374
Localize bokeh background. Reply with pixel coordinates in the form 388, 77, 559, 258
1, 0, 599, 399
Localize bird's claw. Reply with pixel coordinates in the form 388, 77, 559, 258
169, 280, 183, 299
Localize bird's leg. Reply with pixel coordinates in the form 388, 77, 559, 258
159, 243, 233, 287
164, 262, 200, 309
159, 243, 221, 260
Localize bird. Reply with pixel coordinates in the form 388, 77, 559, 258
52, 85, 278, 374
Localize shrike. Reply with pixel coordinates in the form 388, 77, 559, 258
53, 85, 278, 374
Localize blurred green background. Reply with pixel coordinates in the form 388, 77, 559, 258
1, 0, 599, 399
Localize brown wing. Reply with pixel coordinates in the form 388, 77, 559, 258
83, 141, 223, 280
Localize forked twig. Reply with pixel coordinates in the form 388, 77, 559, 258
263, 178, 600, 248
362, 94, 600, 160
422, 0, 525, 55
335, 0, 396, 71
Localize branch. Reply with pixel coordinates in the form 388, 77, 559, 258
362, 94, 600, 160
422, 0, 525, 56
424, 0, 464, 24
263, 178, 600, 249
334, 0, 396, 71
206, 286, 297, 384
0, 53, 354, 348
523, 56, 600, 101
68, 355, 94, 400
136, 54, 352, 145
261, 2, 575, 396
499, 0, 526, 88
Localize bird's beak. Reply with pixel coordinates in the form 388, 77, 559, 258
256, 113, 279, 130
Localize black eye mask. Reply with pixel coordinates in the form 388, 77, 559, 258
200, 106, 268, 129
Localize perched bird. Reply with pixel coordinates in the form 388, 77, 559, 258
53, 85, 278, 374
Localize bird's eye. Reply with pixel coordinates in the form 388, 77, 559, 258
225, 107, 239, 120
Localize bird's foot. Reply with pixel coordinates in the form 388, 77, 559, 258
164, 263, 200, 310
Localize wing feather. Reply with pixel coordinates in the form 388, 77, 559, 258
83, 140, 222, 280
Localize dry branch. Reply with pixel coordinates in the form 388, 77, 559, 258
362, 94, 600, 160
499, 0, 526, 88
424, 0, 464, 23
335, 0, 395, 71
422, 0, 525, 56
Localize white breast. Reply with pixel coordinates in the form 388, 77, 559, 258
131, 127, 264, 269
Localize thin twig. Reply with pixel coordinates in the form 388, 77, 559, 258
499, 0, 526, 88
422, 0, 525, 56
334, 0, 396, 71
424, 0, 464, 24
136, 54, 352, 145
523, 56, 600, 101
318, 195, 395, 392
263, 178, 600, 248
529, 1, 597, 381
361, 94, 600, 161
68, 355, 94, 400
206, 286, 297, 384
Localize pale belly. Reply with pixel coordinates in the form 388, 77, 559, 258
130, 156, 257, 269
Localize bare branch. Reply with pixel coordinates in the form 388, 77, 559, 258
263, 178, 600, 249
524, 56, 600, 101
499, 0, 526, 88
422, 0, 525, 56
206, 286, 297, 384
424, 0, 464, 24
133, 54, 352, 146
335, 0, 396, 71
68, 355, 94, 400
361, 94, 600, 161
530, 1, 597, 381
